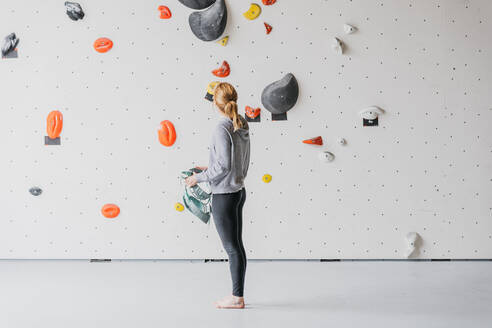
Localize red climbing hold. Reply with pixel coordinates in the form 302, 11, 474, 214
303, 136, 323, 146
158, 5, 172, 19
93, 37, 113, 53
264, 22, 273, 34
245, 106, 261, 119
262, 0, 276, 5
212, 60, 230, 78
46, 110, 63, 139
101, 204, 120, 218
158, 120, 177, 147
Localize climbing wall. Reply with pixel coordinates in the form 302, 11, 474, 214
1, 0, 491, 259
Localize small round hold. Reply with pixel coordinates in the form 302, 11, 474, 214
338, 138, 347, 145
262, 174, 272, 183
319, 151, 335, 162
175, 202, 185, 212
29, 187, 42, 196
93, 37, 113, 53
101, 204, 120, 218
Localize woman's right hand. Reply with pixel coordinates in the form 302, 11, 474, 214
195, 166, 208, 171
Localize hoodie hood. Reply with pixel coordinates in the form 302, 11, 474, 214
218, 115, 250, 140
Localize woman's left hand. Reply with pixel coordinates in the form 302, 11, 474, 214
185, 174, 198, 187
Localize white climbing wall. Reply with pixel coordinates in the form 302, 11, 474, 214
0, 0, 491, 259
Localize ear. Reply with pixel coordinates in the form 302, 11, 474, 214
359, 106, 384, 120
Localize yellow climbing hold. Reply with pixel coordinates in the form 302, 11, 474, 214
205, 81, 220, 101
243, 3, 261, 20
217, 35, 229, 46
175, 202, 184, 212
262, 174, 272, 183
207, 81, 219, 94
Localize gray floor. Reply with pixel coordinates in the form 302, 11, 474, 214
0, 260, 491, 328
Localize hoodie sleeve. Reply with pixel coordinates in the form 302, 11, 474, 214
240, 116, 250, 179
242, 139, 250, 179
195, 126, 232, 183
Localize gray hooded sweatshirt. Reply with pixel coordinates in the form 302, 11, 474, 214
195, 116, 250, 194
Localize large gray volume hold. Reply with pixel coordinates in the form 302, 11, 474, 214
189, 0, 227, 41
261, 73, 299, 114
179, 0, 216, 10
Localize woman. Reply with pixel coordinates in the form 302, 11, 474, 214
185, 82, 250, 309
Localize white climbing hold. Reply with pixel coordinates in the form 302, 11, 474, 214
332, 37, 343, 55
359, 106, 384, 120
318, 151, 335, 162
404, 232, 421, 258
343, 24, 357, 34
338, 138, 346, 146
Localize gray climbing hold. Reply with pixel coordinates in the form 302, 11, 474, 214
1, 33, 19, 58
29, 187, 43, 196
179, 0, 216, 10
405, 232, 421, 258
332, 37, 343, 55
261, 73, 299, 114
318, 151, 335, 162
189, 0, 227, 41
343, 24, 357, 34
65, 2, 85, 21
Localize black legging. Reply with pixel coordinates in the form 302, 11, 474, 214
212, 188, 247, 297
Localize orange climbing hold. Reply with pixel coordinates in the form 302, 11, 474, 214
303, 136, 323, 146
158, 5, 172, 19
101, 204, 120, 218
245, 106, 261, 119
212, 60, 230, 78
93, 37, 113, 53
264, 22, 273, 34
46, 110, 63, 139
158, 120, 177, 147
262, 0, 276, 5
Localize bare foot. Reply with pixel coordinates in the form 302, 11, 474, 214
214, 295, 245, 309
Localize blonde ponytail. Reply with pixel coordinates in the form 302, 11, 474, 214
214, 83, 244, 132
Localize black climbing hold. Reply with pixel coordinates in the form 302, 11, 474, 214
363, 117, 378, 126
1, 33, 19, 58
45, 136, 61, 145
179, 0, 216, 10
261, 73, 299, 114
29, 187, 42, 196
189, 0, 227, 41
65, 2, 85, 21
271, 113, 287, 121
